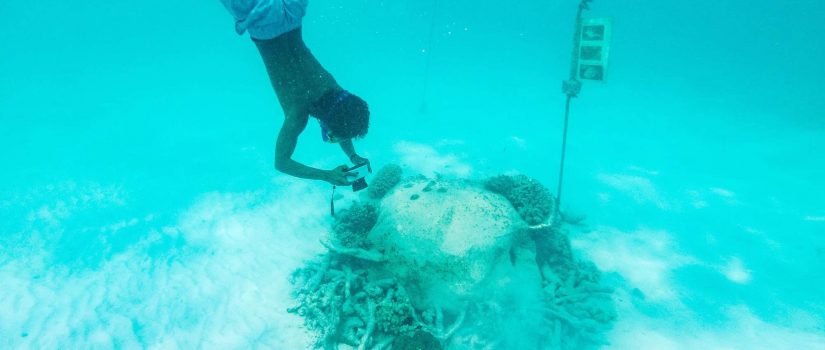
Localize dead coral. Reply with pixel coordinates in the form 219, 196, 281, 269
410, 304, 467, 346
288, 255, 418, 349
290, 173, 614, 350
290, 243, 614, 350
368, 164, 403, 199
322, 240, 385, 262
394, 331, 443, 350
374, 287, 418, 334
527, 225, 615, 349
484, 175, 555, 225
531, 226, 574, 281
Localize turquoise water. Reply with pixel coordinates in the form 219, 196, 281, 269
1, 0, 824, 348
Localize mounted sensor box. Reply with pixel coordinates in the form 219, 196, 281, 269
577, 18, 612, 81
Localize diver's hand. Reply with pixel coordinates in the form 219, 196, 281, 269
325, 165, 355, 186
349, 154, 369, 166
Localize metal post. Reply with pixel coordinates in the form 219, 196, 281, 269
556, 0, 591, 211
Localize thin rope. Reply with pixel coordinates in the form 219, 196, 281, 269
556, 95, 572, 210
330, 185, 336, 216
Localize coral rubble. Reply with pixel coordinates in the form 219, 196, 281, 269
288, 169, 614, 349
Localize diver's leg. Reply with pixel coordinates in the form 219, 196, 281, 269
219, 0, 308, 40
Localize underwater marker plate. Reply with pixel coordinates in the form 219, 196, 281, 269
577, 17, 612, 81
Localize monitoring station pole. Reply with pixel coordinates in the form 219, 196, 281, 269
556, 0, 590, 211
556, 0, 610, 212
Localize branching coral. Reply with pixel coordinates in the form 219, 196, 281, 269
321, 240, 385, 262
409, 304, 467, 345
368, 164, 403, 199
288, 254, 419, 349
290, 242, 614, 349
484, 175, 556, 225
522, 225, 615, 349
288, 252, 474, 349
540, 263, 615, 349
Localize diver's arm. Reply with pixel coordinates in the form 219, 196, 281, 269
274, 115, 328, 181
339, 139, 357, 160
339, 139, 367, 165
274, 115, 355, 185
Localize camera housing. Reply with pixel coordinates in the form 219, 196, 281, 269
346, 162, 371, 192
352, 177, 368, 192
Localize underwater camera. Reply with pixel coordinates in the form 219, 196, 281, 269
329, 161, 372, 216
346, 161, 372, 192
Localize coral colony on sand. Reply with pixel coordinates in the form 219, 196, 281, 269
288, 165, 616, 349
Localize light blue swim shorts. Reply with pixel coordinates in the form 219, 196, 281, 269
220, 0, 308, 40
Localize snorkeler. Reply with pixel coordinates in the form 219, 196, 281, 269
219, 0, 370, 186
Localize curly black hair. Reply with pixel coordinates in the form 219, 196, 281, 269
310, 89, 370, 140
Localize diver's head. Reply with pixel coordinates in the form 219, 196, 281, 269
311, 89, 370, 143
